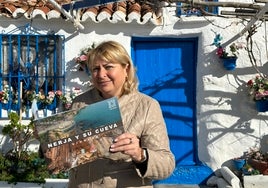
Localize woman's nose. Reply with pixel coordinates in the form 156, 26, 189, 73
97, 67, 107, 78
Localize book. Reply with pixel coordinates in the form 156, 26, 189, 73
34, 97, 124, 174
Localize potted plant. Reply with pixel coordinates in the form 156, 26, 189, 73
213, 33, 243, 70
0, 112, 49, 184
247, 75, 268, 112
233, 148, 268, 176
0, 85, 20, 110
0, 112, 68, 185
22, 88, 81, 111
243, 148, 268, 175
55, 88, 82, 110
75, 43, 95, 74
233, 157, 246, 171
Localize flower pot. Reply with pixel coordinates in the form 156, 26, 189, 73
256, 100, 268, 112
11, 103, 20, 111
37, 102, 45, 110
233, 158, 246, 170
248, 158, 268, 175
47, 102, 56, 111
1, 103, 8, 110
222, 57, 237, 70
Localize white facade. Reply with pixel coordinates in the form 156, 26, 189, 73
0, 0, 268, 175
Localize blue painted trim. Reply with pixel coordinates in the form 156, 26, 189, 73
62, 0, 122, 10
35, 35, 39, 92
153, 165, 214, 185
0, 33, 66, 118
131, 36, 213, 184
0, 35, 2, 117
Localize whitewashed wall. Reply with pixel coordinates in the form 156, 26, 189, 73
1, 0, 268, 174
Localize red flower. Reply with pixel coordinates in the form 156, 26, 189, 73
0, 91, 4, 102
247, 79, 254, 86
216, 46, 224, 57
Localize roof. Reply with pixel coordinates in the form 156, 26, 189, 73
0, 0, 164, 25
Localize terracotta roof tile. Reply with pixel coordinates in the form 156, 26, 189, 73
0, 0, 164, 25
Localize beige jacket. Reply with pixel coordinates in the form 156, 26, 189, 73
68, 88, 175, 188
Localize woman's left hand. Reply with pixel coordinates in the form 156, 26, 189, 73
109, 132, 143, 162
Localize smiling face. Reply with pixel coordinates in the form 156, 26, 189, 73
91, 59, 128, 99
88, 41, 138, 97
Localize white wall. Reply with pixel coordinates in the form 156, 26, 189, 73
1, 1, 268, 173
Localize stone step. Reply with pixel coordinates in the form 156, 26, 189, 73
244, 175, 268, 188
153, 165, 214, 185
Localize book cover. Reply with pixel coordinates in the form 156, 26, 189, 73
34, 97, 124, 174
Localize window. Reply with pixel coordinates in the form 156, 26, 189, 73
203, 0, 218, 14
177, 0, 218, 16
0, 34, 65, 118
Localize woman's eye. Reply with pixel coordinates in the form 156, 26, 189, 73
104, 65, 113, 70
92, 67, 100, 72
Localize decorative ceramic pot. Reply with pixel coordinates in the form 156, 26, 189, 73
221, 57, 237, 70
256, 100, 268, 112
248, 158, 268, 175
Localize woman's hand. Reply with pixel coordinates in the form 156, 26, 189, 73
109, 133, 144, 162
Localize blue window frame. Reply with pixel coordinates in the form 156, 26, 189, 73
0, 34, 65, 118
177, 0, 218, 16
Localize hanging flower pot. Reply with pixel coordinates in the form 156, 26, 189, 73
255, 100, 268, 112
247, 76, 268, 112
213, 34, 244, 71
221, 57, 237, 70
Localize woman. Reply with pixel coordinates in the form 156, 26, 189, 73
68, 41, 175, 188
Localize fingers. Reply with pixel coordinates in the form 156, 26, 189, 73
109, 133, 140, 159
113, 133, 136, 143
129, 138, 132, 144
110, 135, 137, 150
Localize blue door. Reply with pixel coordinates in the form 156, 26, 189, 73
131, 37, 212, 184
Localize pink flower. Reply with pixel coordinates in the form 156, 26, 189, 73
76, 55, 88, 64
65, 103, 71, 110
55, 90, 63, 96
248, 75, 268, 100
79, 55, 87, 61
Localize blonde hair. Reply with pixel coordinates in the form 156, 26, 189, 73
87, 41, 138, 94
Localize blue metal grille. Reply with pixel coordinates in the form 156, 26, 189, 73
0, 34, 65, 118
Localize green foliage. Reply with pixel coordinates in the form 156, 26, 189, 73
2, 112, 34, 160
0, 151, 49, 184
0, 112, 69, 184
243, 163, 260, 175
247, 75, 268, 101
